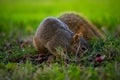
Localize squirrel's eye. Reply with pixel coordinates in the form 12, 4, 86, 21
81, 45, 87, 51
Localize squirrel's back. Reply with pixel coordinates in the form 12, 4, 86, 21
59, 13, 106, 41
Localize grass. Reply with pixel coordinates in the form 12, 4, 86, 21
0, 0, 120, 80
0, 0, 120, 33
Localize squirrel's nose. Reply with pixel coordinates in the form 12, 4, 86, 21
79, 38, 89, 52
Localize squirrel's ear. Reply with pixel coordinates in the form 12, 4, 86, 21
71, 32, 84, 45
78, 32, 83, 37
71, 33, 79, 45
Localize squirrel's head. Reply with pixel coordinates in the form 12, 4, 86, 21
71, 32, 89, 56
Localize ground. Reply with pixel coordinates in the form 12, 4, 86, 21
0, 0, 120, 80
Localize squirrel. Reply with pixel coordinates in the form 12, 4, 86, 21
33, 17, 89, 58
59, 13, 106, 41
